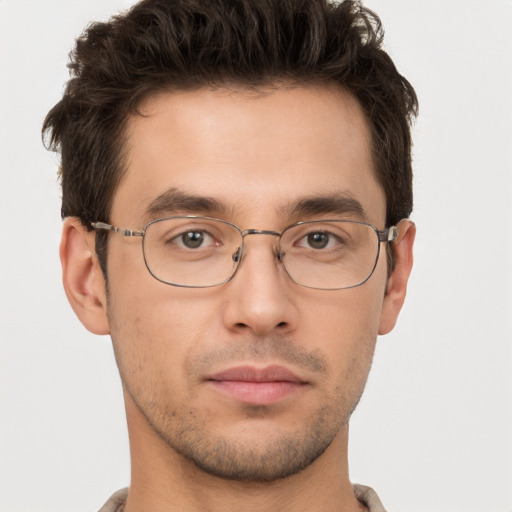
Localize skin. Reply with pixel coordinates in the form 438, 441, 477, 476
61, 85, 415, 511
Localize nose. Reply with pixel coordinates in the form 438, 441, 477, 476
221, 234, 298, 336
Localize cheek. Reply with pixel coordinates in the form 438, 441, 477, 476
302, 279, 385, 375
107, 297, 194, 415
307, 281, 384, 340
107, 241, 207, 342
108, 292, 201, 359
106, 267, 225, 389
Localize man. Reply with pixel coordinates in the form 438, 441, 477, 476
43, 0, 417, 510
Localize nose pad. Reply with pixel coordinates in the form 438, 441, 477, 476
232, 246, 243, 263
231, 235, 282, 266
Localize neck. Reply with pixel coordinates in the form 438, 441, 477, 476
122, 398, 365, 512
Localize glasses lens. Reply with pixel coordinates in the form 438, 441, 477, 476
143, 217, 242, 287
280, 221, 380, 289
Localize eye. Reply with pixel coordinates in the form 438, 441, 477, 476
296, 231, 341, 250
172, 230, 216, 249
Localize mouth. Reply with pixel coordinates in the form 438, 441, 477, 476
206, 365, 308, 405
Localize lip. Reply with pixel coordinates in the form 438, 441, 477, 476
206, 365, 307, 405
209, 365, 304, 383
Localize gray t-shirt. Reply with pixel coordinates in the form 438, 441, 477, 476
98, 484, 387, 511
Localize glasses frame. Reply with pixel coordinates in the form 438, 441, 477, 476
91, 216, 398, 290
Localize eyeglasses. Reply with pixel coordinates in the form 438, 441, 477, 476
91, 216, 398, 290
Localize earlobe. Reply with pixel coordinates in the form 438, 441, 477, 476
378, 220, 416, 335
60, 217, 110, 335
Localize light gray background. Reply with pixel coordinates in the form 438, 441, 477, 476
1, 1, 511, 511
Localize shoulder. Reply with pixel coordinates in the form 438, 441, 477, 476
353, 483, 388, 512
97, 488, 128, 512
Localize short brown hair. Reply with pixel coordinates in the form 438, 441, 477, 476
43, 0, 418, 272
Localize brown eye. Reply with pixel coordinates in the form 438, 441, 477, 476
167, 230, 216, 250
180, 231, 205, 248
306, 232, 330, 249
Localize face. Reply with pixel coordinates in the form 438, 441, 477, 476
99, 85, 398, 481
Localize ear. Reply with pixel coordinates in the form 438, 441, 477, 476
378, 220, 416, 335
60, 217, 110, 335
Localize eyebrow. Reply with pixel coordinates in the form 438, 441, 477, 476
144, 188, 227, 220
281, 194, 368, 221
144, 188, 367, 223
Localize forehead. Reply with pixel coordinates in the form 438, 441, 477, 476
114, 85, 385, 226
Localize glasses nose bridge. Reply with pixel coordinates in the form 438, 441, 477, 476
234, 228, 282, 263
241, 228, 282, 252
241, 228, 281, 239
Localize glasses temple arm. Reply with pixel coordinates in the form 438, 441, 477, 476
90, 221, 144, 237
378, 225, 398, 243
